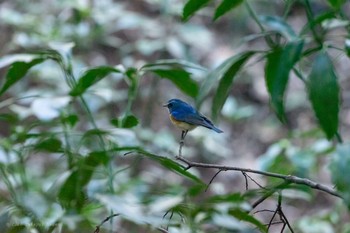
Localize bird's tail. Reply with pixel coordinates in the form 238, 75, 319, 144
211, 125, 223, 133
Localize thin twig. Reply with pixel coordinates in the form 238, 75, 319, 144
179, 141, 184, 157
175, 156, 341, 198
94, 213, 120, 233
244, 172, 266, 189
277, 194, 294, 233
205, 169, 224, 192
242, 171, 249, 190
251, 190, 275, 210
178, 130, 188, 157
264, 221, 285, 226
267, 206, 279, 231
251, 181, 289, 210
253, 209, 276, 214
280, 223, 287, 233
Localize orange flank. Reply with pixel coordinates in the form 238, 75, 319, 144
170, 115, 197, 131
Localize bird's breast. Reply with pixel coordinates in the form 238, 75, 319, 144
169, 115, 197, 131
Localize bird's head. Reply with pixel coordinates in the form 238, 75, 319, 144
163, 99, 186, 112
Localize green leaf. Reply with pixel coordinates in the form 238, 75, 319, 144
229, 208, 267, 232
87, 151, 109, 166
330, 145, 350, 209
70, 66, 120, 96
183, 0, 211, 21
151, 69, 199, 98
58, 170, 87, 210
212, 51, 254, 120
327, 0, 346, 9
62, 114, 79, 127
83, 129, 108, 139
0, 58, 45, 96
110, 115, 139, 128
134, 149, 204, 184
307, 52, 339, 139
197, 51, 255, 107
0, 54, 42, 69
59, 151, 108, 210
141, 59, 206, 72
213, 0, 243, 21
122, 115, 138, 128
141, 60, 203, 98
0, 113, 19, 124
300, 11, 336, 35
35, 137, 62, 152
259, 15, 298, 41
265, 41, 304, 122
209, 193, 244, 203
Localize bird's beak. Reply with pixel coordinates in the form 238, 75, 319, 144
162, 103, 168, 107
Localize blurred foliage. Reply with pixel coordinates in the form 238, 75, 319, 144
0, 0, 350, 232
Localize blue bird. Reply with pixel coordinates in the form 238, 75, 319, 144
163, 99, 223, 140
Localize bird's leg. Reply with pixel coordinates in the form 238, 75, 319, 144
178, 130, 188, 157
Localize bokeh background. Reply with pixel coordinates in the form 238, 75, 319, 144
0, 0, 350, 232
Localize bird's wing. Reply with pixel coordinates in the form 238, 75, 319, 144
172, 111, 213, 128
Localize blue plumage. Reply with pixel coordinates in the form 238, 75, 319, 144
163, 99, 223, 133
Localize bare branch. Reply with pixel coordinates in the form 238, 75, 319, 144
242, 171, 249, 190
244, 172, 266, 189
251, 181, 289, 210
253, 209, 276, 214
206, 169, 224, 192
175, 156, 341, 198
267, 206, 278, 231
94, 213, 120, 233
178, 130, 188, 157
277, 194, 294, 233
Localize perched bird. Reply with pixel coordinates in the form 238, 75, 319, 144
163, 99, 223, 141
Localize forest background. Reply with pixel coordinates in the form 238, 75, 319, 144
0, 0, 350, 232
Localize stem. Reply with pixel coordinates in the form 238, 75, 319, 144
303, 0, 324, 46
292, 67, 306, 83
244, 0, 275, 48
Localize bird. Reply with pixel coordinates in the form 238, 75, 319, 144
163, 99, 223, 141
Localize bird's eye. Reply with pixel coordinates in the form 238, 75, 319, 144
168, 103, 173, 108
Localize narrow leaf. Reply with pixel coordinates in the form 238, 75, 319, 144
260, 15, 298, 41
307, 52, 339, 139
229, 209, 267, 232
59, 151, 108, 209
152, 69, 199, 98
265, 41, 304, 122
197, 51, 255, 107
183, 0, 211, 21
0, 58, 45, 96
327, 0, 346, 9
300, 11, 336, 35
135, 149, 204, 184
209, 193, 244, 203
58, 170, 87, 210
0, 54, 41, 69
212, 51, 254, 120
214, 0, 243, 21
35, 137, 62, 152
141, 59, 206, 72
70, 66, 120, 96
